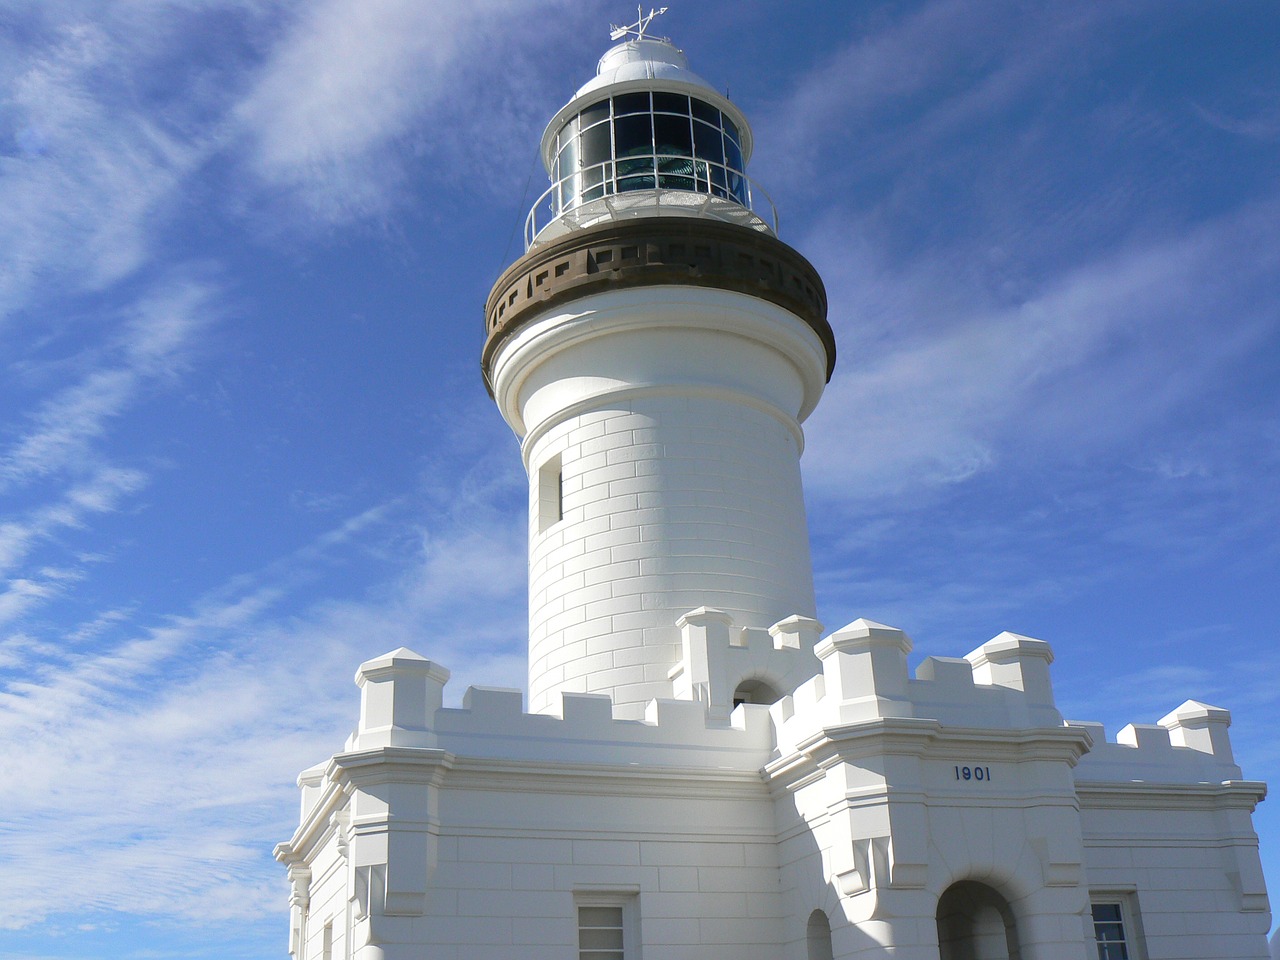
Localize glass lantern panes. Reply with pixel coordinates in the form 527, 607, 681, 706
551, 92, 749, 212
579, 905, 625, 960
1091, 903, 1129, 960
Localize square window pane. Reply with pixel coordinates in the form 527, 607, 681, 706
691, 98, 720, 125
654, 113, 692, 157
613, 92, 650, 115
1091, 904, 1123, 923
580, 124, 611, 166
580, 100, 609, 128
579, 928, 624, 950
578, 906, 623, 927
614, 114, 653, 159
653, 92, 689, 114
693, 120, 724, 164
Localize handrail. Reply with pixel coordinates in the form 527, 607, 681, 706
524, 156, 779, 248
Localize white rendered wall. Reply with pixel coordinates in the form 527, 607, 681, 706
491, 287, 829, 718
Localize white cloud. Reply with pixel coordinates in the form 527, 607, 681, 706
0, 276, 215, 491
0, 470, 528, 931
0, 468, 148, 586
0, 15, 211, 323
800, 194, 1280, 508
230, 0, 599, 223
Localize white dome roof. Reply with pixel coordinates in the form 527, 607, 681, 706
572, 38, 715, 100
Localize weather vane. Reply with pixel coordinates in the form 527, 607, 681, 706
609, 5, 669, 42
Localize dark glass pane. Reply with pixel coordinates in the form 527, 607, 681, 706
1091, 905, 1123, 923
693, 120, 723, 164
723, 116, 741, 146
614, 114, 653, 159
580, 99, 609, 128
724, 135, 744, 173
728, 171, 747, 205
710, 162, 728, 199
691, 98, 720, 125
616, 155, 655, 192
653, 113, 692, 157
657, 153, 694, 191
653, 91, 689, 115
613, 91, 649, 116
580, 124, 612, 166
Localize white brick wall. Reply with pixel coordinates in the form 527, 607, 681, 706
490, 287, 830, 719
526, 393, 816, 717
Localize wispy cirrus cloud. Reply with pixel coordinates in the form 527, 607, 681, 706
1, 275, 217, 492
801, 192, 1280, 506
0, 430, 528, 932
0, 14, 213, 324
230, 0, 603, 224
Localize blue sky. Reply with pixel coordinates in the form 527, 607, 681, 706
1, 1, 1277, 957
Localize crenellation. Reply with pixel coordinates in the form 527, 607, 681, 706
1160, 698, 1235, 761
1070, 705, 1248, 785
914, 655, 975, 687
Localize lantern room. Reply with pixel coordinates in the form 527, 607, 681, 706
527, 33, 776, 245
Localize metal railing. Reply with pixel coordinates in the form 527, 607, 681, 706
525, 156, 779, 248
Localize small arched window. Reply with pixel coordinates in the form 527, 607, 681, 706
806, 909, 833, 960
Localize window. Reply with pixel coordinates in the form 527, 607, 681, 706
1091, 902, 1131, 960
537, 454, 562, 532
550, 93, 749, 212
321, 921, 333, 960
579, 904, 623, 959
575, 891, 638, 960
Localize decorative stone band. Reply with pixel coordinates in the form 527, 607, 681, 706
482, 217, 834, 394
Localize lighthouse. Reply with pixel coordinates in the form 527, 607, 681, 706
277, 16, 1271, 960
483, 16, 833, 719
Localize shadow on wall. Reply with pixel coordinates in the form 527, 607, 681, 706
937, 881, 1021, 960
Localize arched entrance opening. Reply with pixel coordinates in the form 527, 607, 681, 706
936, 880, 1021, 960
732, 677, 782, 707
806, 909, 833, 960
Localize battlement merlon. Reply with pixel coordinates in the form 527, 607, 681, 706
1070, 699, 1249, 784
1159, 698, 1235, 761
671, 606, 822, 712
803, 620, 1063, 729
353, 647, 450, 750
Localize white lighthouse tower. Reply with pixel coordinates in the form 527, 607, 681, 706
483, 15, 833, 719
277, 18, 1271, 960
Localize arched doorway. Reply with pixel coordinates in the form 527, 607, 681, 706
936, 881, 1021, 960
806, 909, 833, 960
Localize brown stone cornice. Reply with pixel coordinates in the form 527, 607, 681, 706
482, 217, 834, 394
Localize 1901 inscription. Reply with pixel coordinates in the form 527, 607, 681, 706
954, 765, 992, 782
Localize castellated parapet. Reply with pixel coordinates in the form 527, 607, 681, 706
280, 613, 1269, 960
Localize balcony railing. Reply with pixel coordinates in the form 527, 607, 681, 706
525, 156, 779, 248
